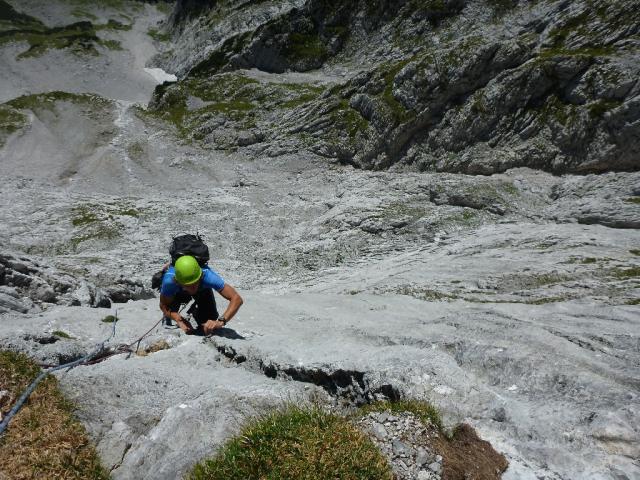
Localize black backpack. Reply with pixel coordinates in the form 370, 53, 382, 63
169, 234, 210, 266
151, 234, 210, 290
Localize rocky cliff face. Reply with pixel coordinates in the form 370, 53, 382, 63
1, 1, 639, 479
151, 0, 640, 174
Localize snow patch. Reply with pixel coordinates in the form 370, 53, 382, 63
144, 68, 177, 84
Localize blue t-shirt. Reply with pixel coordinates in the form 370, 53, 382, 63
160, 265, 225, 297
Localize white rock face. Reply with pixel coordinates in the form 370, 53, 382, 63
0, 1, 639, 480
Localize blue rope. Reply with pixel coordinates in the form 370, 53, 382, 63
0, 313, 119, 436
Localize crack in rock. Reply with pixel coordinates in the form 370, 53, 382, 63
210, 340, 400, 405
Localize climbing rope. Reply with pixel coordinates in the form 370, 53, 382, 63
0, 308, 171, 436
0, 314, 119, 436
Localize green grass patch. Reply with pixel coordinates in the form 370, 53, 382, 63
188, 404, 393, 480
0, 21, 103, 59
611, 266, 640, 279
329, 99, 369, 138
70, 224, 122, 251
147, 27, 171, 42
148, 72, 329, 143
71, 202, 143, 228
285, 32, 328, 63
535, 94, 579, 127
0, 104, 27, 145
0, 1, 127, 60
70, 7, 98, 21
52, 330, 74, 339
624, 197, 640, 204
626, 298, 640, 305
393, 285, 457, 302
358, 399, 443, 431
96, 18, 131, 31
155, 1, 174, 15
529, 272, 570, 287
0, 350, 108, 479
378, 58, 415, 124
538, 46, 616, 59
101, 315, 116, 323
100, 38, 122, 50
189, 31, 252, 76
523, 296, 568, 305
630, 249, 640, 256
588, 99, 622, 118
379, 202, 428, 222
279, 83, 325, 108
8, 91, 111, 113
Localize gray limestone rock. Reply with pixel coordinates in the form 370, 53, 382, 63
1, 1, 639, 480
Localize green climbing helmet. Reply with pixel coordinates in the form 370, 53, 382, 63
174, 255, 202, 285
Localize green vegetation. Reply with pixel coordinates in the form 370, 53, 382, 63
285, 32, 328, 63
549, 11, 591, 47
69, 201, 143, 251
279, 82, 325, 108
0, 104, 27, 145
379, 202, 428, 223
329, 99, 369, 138
189, 32, 252, 76
155, 1, 174, 15
52, 330, 74, 339
533, 93, 579, 127
403, 0, 463, 24
359, 399, 443, 431
545, 3, 639, 57
101, 315, 116, 323
393, 285, 457, 302
147, 72, 328, 146
147, 27, 171, 42
0, 350, 108, 479
96, 19, 132, 31
487, 0, 517, 15
611, 266, 640, 279
624, 197, 640, 204
126, 141, 145, 158
626, 298, 640, 305
8, 91, 111, 113
470, 91, 488, 114
564, 255, 611, 265
528, 272, 571, 287
524, 296, 568, 305
71, 209, 99, 226
588, 99, 622, 118
437, 209, 480, 229
0, 1, 127, 59
0, 20, 117, 59
378, 58, 415, 124
539, 46, 616, 59
71, 202, 142, 226
188, 404, 393, 480
70, 224, 122, 250
70, 7, 98, 21
630, 249, 640, 256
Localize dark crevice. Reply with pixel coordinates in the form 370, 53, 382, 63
211, 341, 400, 406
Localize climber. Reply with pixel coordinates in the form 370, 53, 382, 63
159, 255, 243, 335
